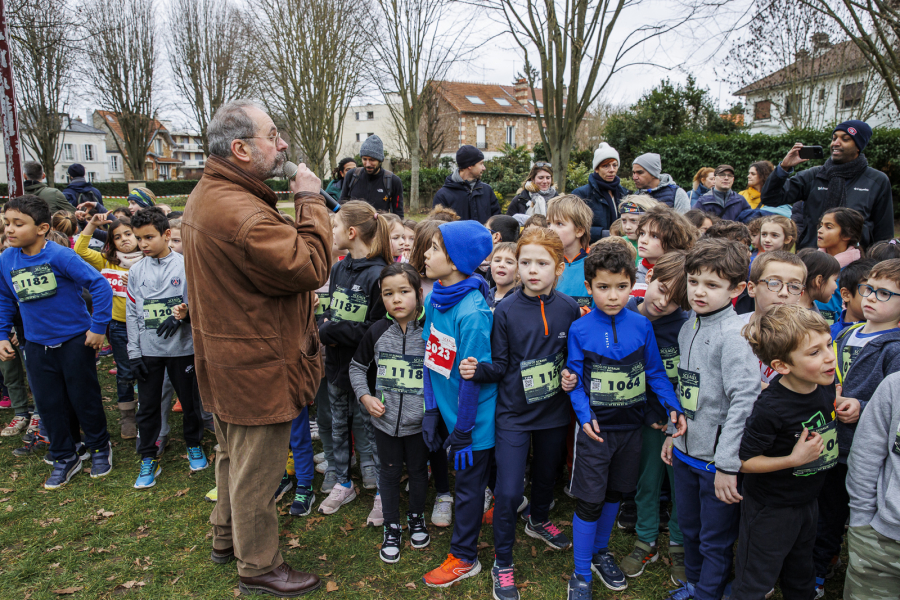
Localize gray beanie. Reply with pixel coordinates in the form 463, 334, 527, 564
633, 153, 662, 179
360, 135, 384, 162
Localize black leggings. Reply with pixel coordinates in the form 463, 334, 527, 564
373, 428, 429, 525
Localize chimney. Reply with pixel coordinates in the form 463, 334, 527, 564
811, 32, 831, 52
74, 116, 82, 122
514, 78, 528, 104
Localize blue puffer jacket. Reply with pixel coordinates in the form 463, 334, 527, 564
571, 172, 629, 243
695, 190, 751, 221
689, 183, 709, 207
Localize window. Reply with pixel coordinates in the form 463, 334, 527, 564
356, 111, 375, 121
466, 96, 485, 105
842, 82, 863, 108
493, 98, 511, 106
476, 125, 486, 149
88, 172, 99, 182
818, 88, 826, 102
367, 132, 374, 137
506, 125, 515, 146
367, 111, 374, 120
109, 155, 120, 172
83, 144, 95, 161
754, 100, 772, 120
784, 94, 800, 117
154, 139, 163, 154
527, 100, 544, 108
63, 144, 75, 161
159, 164, 170, 180
356, 133, 361, 142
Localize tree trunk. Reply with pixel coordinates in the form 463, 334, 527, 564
409, 126, 421, 213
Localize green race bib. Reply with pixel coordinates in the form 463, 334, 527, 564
841, 345, 863, 376
820, 310, 837, 327
794, 411, 838, 476
893, 420, 900, 457
588, 361, 646, 408
143, 296, 183, 329
572, 296, 592, 308
330, 287, 367, 323
376, 352, 424, 394
11, 264, 57, 302
316, 292, 331, 317
660, 346, 680, 385
678, 367, 700, 419
520, 351, 564, 404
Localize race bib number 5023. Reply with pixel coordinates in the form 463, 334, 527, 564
424, 324, 457, 379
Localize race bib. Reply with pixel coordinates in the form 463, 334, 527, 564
424, 324, 457, 379
143, 296, 183, 329
330, 287, 367, 323
376, 352, 424, 394
101, 268, 127, 297
820, 310, 837, 327
316, 292, 331, 317
588, 361, 646, 407
678, 368, 700, 419
660, 346, 680, 385
841, 345, 864, 376
11, 264, 57, 302
520, 351, 564, 404
794, 412, 838, 476
572, 296, 592, 308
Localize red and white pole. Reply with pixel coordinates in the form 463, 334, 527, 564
0, 0, 23, 198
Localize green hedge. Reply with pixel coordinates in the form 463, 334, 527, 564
1, 177, 299, 200
397, 168, 452, 207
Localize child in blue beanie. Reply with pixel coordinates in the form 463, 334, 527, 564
420, 220, 498, 588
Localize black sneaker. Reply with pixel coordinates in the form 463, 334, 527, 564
379, 523, 402, 563
491, 564, 520, 600
13, 434, 49, 457
90, 442, 113, 478
591, 551, 627, 591
524, 517, 571, 550
407, 512, 430, 549
274, 472, 293, 502
617, 499, 637, 532
44, 456, 82, 489
290, 485, 315, 517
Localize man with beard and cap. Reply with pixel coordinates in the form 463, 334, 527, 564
432, 145, 500, 224
182, 100, 332, 597
631, 153, 691, 214
762, 120, 892, 249
339, 134, 404, 217
62, 163, 104, 210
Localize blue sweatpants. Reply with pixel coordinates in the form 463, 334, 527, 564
673, 456, 741, 600
290, 406, 315, 488
450, 448, 493, 563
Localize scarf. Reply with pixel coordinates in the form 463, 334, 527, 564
430, 273, 490, 313
451, 168, 478, 192
523, 183, 557, 216
590, 172, 622, 196
819, 246, 861, 268
816, 154, 869, 210
116, 250, 143, 269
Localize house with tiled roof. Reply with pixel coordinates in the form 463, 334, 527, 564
92, 110, 183, 182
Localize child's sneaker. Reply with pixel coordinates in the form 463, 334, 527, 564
1, 415, 28, 436
566, 573, 592, 600
44, 456, 82, 489
491, 564, 520, 600
315, 460, 329, 474
23, 414, 41, 442
274, 472, 293, 501
361, 465, 378, 490
591, 551, 627, 591
320, 470, 338, 494
815, 580, 825, 599
13, 433, 49, 457
89, 442, 113, 478
379, 523, 402, 563
407, 512, 430, 548
0, 394, 11, 409
134, 457, 161, 489
309, 419, 319, 441
616, 499, 637, 532
423, 554, 481, 588
290, 485, 315, 517
483, 487, 493, 513
286, 450, 295, 475
313, 452, 326, 464
620, 540, 658, 577
431, 493, 453, 527
172, 399, 183, 413
186, 446, 209, 471
98, 344, 113, 357
156, 436, 168, 457
669, 545, 686, 585
664, 581, 696, 600
524, 517, 571, 550
318, 483, 356, 514
205, 487, 218, 502
367, 495, 384, 526
482, 505, 494, 524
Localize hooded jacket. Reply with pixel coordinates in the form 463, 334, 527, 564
62, 177, 103, 210
638, 174, 691, 213
319, 254, 389, 390
739, 187, 761, 209
571, 172, 629, 243
349, 310, 426, 437
126, 250, 193, 359
695, 189, 752, 222
24, 181, 73, 215
689, 183, 710, 207
182, 155, 332, 426
432, 170, 500, 224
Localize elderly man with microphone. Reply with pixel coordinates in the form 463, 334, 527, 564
183, 100, 332, 597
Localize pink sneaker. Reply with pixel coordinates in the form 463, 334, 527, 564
108, 368, 118, 375
0, 396, 10, 409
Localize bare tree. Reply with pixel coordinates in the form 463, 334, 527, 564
168, 0, 257, 154
573, 97, 618, 151
85, 0, 157, 180
418, 83, 451, 168
254, 0, 366, 179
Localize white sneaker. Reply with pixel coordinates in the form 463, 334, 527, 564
309, 420, 319, 441
432, 493, 453, 527
313, 452, 326, 464
483, 487, 493, 513
517, 496, 529, 513
315, 460, 329, 474
25, 414, 41, 436
318, 483, 356, 515
564, 484, 575, 499
367, 495, 384, 527
1, 415, 28, 436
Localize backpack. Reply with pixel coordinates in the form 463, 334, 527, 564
76, 191, 97, 207
347, 167, 393, 206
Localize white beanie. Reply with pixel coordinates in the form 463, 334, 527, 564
592, 142, 620, 171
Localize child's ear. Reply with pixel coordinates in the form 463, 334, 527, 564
575, 227, 586, 243
492, 231, 502, 244
584, 281, 592, 295
37, 223, 50, 236
555, 261, 565, 278
347, 226, 357, 240
645, 268, 654, 284
747, 281, 757, 298
840, 287, 852, 305
729, 281, 747, 299
770, 357, 792, 376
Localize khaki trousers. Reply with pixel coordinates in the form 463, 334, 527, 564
211, 415, 291, 577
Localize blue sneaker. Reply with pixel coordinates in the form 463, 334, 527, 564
90, 442, 113, 478
591, 551, 627, 591
44, 456, 82, 489
290, 485, 315, 517
186, 446, 208, 472
134, 457, 161, 489
491, 564, 520, 600
567, 573, 592, 600
665, 581, 695, 600
274, 472, 293, 501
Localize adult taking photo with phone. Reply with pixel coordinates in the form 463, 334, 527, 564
760, 119, 893, 249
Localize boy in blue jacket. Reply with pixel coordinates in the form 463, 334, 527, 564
565, 244, 686, 599
548, 195, 595, 310
420, 220, 497, 588
0, 195, 113, 489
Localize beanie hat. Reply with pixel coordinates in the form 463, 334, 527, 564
438, 221, 493, 276
360, 135, 384, 162
127, 188, 155, 209
834, 120, 872, 153
67, 163, 85, 178
633, 153, 662, 179
592, 142, 619, 170
456, 145, 485, 171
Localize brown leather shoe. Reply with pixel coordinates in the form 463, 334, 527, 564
211, 546, 235, 564
239, 562, 321, 597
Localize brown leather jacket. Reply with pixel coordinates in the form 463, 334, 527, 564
182, 156, 333, 425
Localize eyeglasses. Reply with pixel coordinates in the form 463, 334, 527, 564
240, 130, 282, 144
759, 278, 804, 295
534, 162, 551, 168
858, 284, 900, 302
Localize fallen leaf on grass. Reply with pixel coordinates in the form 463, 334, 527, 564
0, 498, 10, 503
114, 580, 146, 591
317, 554, 327, 561
287, 538, 303, 549
10, 472, 18, 481
96, 509, 115, 518
106, 576, 116, 581
304, 516, 324, 531
477, 542, 491, 551
531, 546, 537, 557
170, 576, 182, 586
326, 581, 339, 592
59, 499, 75, 506
4, 506, 11, 512
233, 589, 241, 597
405, 583, 417, 590
0, 488, 13, 493
175, 488, 190, 497
45, 545, 63, 553
52, 587, 83, 595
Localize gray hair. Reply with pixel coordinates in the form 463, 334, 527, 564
207, 100, 265, 158
23, 160, 43, 181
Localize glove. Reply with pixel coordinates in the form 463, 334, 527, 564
444, 427, 473, 471
422, 409, 442, 453
156, 316, 182, 339
133, 357, 149, 382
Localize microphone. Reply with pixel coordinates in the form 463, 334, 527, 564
283, 161, 340, 212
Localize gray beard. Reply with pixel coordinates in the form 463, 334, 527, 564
250, 145, 286, 180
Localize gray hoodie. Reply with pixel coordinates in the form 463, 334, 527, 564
673, 306, 761, 473
658, 174, 691, 214
847, 371, 900, 541
126, 251, 193, 359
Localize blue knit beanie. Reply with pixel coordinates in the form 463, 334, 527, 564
438, 221, 493, 276
834, 120, 872, 152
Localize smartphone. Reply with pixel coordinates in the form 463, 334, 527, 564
798, 145, 824, 160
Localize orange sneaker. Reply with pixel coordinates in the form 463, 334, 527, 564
482, 505, 494, 525
423, 554, 481, 588
172, 399, 183, 413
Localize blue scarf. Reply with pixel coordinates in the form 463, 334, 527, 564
430, 274, 490, 313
